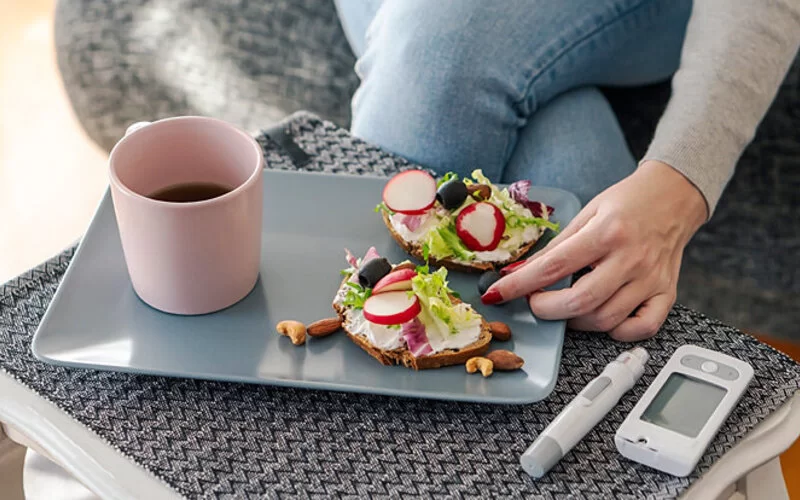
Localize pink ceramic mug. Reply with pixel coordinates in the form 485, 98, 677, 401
109, 116, 264, 315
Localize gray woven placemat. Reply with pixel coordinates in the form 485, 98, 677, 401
1, 113, 799, 499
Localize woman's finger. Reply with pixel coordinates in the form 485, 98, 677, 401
500, 205, 596, 276
527, 256, 631, 320
566, 280, 651, 332
484, 219, 605, 303
608, 292, 675, 341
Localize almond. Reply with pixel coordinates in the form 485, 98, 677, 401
393, 261, 417, 272
488, 321, 512, 341
468, 184, 491, 200
486, 350, 524, 371
307, 317, 343, 337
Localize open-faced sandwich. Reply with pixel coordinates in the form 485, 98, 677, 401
376, 169, 559, 272
332, 247, 492, 370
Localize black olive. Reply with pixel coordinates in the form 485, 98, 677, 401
436, 180, 469, 210
358, 258, 393, 289
477, 270, 502, 296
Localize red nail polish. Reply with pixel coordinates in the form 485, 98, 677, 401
500, 260, 526, 275
481, 289, 503, 305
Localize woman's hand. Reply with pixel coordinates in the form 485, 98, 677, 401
482, 160, 708, 341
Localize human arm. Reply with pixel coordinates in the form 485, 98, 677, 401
484, 0, 800, 339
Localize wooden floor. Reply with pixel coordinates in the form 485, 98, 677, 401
0, 1, 797, 498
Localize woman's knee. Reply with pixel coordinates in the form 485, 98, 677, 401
503, 87, 636, 204
350, 1, 524, 176
355, 1, 505, 90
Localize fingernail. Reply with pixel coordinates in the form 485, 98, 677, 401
481, 289, 503, 305
500, 261, 526, 275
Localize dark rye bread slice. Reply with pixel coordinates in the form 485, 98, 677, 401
332, 276, 491, 370
381, 211, 540, 273
341, 309, 492, 370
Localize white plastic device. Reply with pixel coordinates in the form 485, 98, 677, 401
521, 347, 649, 478
615, 344, 753, 477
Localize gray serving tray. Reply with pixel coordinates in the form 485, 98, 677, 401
33, 171, 580, 404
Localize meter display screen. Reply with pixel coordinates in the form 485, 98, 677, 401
641, 373, 727, 438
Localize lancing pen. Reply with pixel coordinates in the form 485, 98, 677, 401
521, 347, 649, 478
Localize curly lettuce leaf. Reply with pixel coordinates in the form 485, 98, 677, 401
415, 242, 431, 274
411, 268, 475, 334
507, 213, 560, 232
471, 169, 521, 213
374, 202, 394, 215
342, 281, 371, 309
470, 169, 492, 186
436, 171, 459, 188
472, 170, 560, 233
426, 223, 474, 261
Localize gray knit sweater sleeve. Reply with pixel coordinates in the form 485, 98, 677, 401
642, 0, 800, 217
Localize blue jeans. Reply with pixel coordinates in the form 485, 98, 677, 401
334, 0, 691, 205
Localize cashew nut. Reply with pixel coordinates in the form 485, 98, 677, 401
276, 320, 306, 346
465, 357, 493, 377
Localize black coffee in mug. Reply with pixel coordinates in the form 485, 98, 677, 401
148, 182, 232, 203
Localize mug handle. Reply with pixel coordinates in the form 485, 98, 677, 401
125, 121, 151, 136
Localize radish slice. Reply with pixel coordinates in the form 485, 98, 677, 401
372, 268, 417, 294
382, 170, 437, 215
363, 291, 421, 325
455, 202, 506, 251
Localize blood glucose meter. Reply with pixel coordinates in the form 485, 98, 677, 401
615, 345, 753, 477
